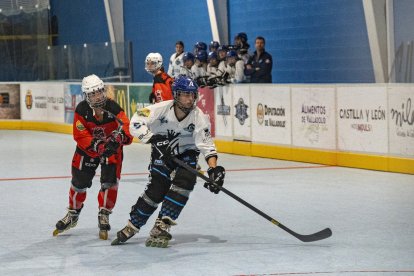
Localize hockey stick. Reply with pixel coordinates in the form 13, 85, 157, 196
171, 156, 332, 243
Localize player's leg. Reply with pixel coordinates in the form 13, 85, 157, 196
53, 151, 97, 236
112, 149, 174, 245
146, 150, 198, 248
97, 153, 122, 239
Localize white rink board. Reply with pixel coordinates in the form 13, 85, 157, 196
251, 85, 291, 145
291, 86, 336, 149
388, 85, 414, 157
214, 86, 233, 139
337, 86, 388, 153
232, 85, 251, 141
20, 83, 64, 122
46, 83, 65, 123
20, 83, 48, 121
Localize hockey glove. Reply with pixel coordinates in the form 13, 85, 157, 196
91, 138, 118, 158
204, 166, 226, 194
109, 128, 130, 145
149, 134, 174, 166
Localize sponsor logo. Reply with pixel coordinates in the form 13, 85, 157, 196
116, 89, 127, 111
137, 108, 150, 117
92, 127, 106, 140
257, 103, 264, 125
184, 123, 195, 133
159, 116, 168, 124
0, 93, 10, 105
234, 98, 249, 125
25, 90, 33, 109
76, 120, 86, 131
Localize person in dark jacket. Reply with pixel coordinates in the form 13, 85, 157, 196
245, 36, 273, 83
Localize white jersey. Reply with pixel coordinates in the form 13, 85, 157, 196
206, 64, 223, 79
167, 52, 184, 78
130, 100, 217, 160
225, 60, 245, 83
191, 64, 207, 79
179, 66, 195, 78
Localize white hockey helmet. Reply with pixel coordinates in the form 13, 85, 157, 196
81, 74, 106, 108
145, 52, 163, 74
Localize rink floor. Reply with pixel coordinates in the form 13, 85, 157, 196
0, 130, 413, 276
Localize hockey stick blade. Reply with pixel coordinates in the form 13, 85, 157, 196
171, 156, 332, 243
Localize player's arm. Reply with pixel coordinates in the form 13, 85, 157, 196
129, 107, 154, 144
114, 109, 133, 145
73, 111, 96, 154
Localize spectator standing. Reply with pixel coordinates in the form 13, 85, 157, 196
245, 36, 273, 83
167, 41, 185, 78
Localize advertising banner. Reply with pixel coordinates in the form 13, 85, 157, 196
291, 86, 336, 149
197, 87, 215, 137
20, 83, 48, 121
214, 86, 232, 139
21, 83, 64, 122
232, 85, 251, 141
128, 84, 152, 118
388, 85, 414, 156
64, 84, 83, 124
337, 86, 388, 153
251, 85, 291, 145
106, 84, 128, 116
46, 83, 65, 123
0, 84, 20, 119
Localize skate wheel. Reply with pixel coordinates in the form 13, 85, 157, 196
111, 238, 120, 246
145, 238, 168, 248
53, 229, 61, 236
99, 230, 108, 240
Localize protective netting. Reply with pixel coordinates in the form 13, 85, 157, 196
0, 0, 132, 82
389, 41, 414, 83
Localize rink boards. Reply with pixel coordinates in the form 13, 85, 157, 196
0, 82, 413, 174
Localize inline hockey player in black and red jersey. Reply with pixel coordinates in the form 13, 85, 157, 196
53, 74, 133, 240
146, 52, 174, 104
111, 75, 226, 248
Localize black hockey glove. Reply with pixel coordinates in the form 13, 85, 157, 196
149, 134, 173, 163
204, 166, 226, 194
91, 138, 119, 158
109, 128, 130, 145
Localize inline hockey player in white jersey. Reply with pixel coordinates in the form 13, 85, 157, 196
111, 75, 226, 248
167, 41, 185, 78
179, 52, 196, 78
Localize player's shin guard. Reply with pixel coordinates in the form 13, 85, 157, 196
98, 184, 118, 211
129, 192, 159, 228
69, 185, 86, 210
158, 184, 191, 220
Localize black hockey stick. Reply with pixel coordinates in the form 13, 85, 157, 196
171, 156, 332, 242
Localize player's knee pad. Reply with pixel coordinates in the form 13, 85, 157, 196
71, 168, 94, 189
101, 181, 118, 190
100, 163, 119, 184
144, 173, 172, 203
173, 168, 197, 191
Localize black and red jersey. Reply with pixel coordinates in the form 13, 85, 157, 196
73, 99, 132, 157
150, 71, 173, 103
